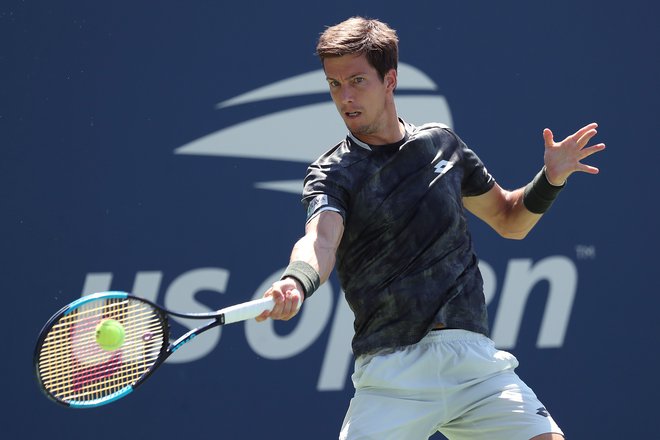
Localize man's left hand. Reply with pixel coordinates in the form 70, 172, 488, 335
543, 122, 606, 185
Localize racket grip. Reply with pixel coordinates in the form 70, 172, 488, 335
221, 290, 304, 324
221, 297, 275, 324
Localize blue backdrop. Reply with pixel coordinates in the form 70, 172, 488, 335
3, 1, 658, 438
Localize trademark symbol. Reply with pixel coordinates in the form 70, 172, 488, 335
575, 245, 596, 260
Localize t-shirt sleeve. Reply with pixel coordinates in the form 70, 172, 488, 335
450, 130, 495, 197
301, 161, 348, 224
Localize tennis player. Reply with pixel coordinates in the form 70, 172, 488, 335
257, 16, 604, 440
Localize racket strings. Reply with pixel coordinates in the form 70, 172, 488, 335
37, 320, 165, 380
37, 298, 166, 404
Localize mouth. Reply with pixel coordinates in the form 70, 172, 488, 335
345, 111, 361, 119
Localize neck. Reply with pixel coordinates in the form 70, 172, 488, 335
352, 117, 405, 146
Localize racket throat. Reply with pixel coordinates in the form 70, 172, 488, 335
168, 318, 223, 354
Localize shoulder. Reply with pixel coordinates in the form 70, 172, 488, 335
415, 121, 451, 132
419, 123, 460, 142
404, 121, 456, 143
303, 136, 369, 200
309, 136, 371, 171
402, 121, 464, 156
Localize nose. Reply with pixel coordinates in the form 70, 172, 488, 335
338, 86, 353, 105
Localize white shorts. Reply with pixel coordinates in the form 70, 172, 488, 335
339, 329, 563, 440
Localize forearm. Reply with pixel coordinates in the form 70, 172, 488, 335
496, 167, 565, 238
465, 164, 567, 240
290, 233, 337, 284
497, 187, 543, 240
282, 211, 344, 297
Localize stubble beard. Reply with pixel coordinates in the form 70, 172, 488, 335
345, 107, 386, 139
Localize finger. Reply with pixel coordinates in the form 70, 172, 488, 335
277, 291, 293, 319
543, 128, 555, 148
269, 287, 285, 305
290, 289, 303, 311
255, 310, 270, 322
578, 143, 606, 160
279, 289, 303, 321
260, 286, 286, 319
284, 290, 300, 318
577, 164, 600, 174
576, 128, 598, 148
269, 303, 286, 320
570, 122, 598, 143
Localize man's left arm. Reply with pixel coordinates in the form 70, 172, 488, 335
463, 122, 606, 239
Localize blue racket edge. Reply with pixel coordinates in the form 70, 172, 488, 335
68, 386, 133, 408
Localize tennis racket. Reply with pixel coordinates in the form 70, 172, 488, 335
34, 290, 297, 408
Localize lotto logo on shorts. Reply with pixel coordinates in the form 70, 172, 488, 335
536, 407, 549, 417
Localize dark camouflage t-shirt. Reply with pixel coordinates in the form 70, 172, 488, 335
302, 121, 495, 356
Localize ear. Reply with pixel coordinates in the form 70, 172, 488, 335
384, 69, 397, 91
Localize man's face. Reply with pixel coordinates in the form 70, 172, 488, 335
324, 53, 396, 142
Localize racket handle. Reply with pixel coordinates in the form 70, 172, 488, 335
220, 290, 303, 324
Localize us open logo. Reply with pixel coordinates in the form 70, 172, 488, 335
174, 63, 453, 194
83, 64, 579, 391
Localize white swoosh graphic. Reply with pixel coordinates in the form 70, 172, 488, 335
254, 180, 304, 194
175, 96, 452, 163
175, 63, 453, 194
216, 63, 438, 109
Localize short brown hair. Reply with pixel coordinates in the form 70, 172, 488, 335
316, 17, 399, 81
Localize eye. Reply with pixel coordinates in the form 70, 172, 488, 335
328, 80, 340, 88
353, 77, 365, 84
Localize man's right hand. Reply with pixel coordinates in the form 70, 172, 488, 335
255, 278, 304, 322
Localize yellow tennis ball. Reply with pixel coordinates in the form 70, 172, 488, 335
95, 319, 125, 351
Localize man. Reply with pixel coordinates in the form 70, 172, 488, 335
257, 16, 604, 440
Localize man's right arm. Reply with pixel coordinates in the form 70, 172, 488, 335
256, 210, 344, 322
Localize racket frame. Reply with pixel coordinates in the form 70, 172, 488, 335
34, 291, 277, 408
